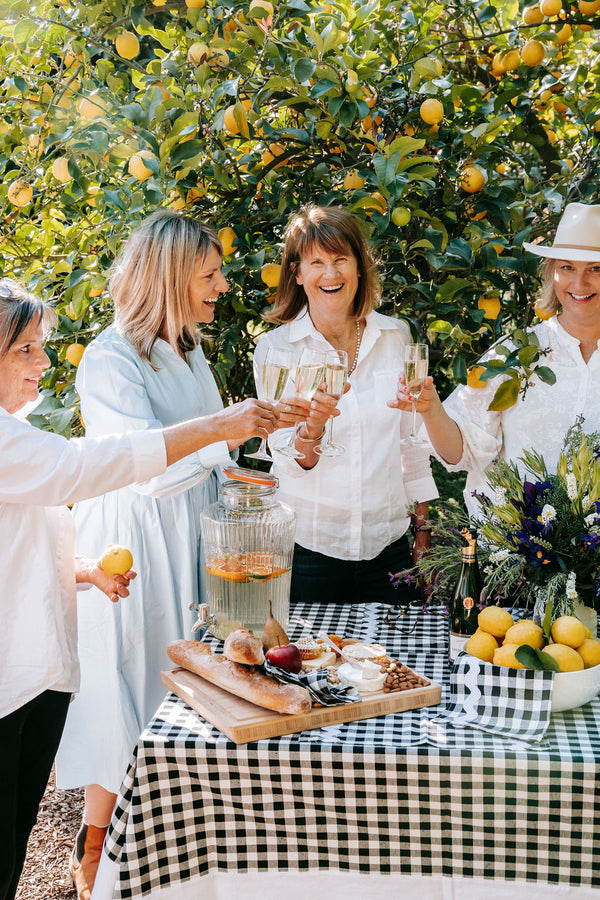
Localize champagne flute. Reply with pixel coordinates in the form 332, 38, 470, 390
314, 349, 348, 457
400, 343, 429, 447
276, 347, 326, 460
246, 346, 292, 461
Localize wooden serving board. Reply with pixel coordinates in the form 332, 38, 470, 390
161, 666, 442, 745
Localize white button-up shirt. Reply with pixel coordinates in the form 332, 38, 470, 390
440, 316, 600, 517
253, 309, 438, 560
0, 405, 166, 718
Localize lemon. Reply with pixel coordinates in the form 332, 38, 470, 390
493, 643, 526, 669
261, 263, 281, 288
477, 606, 514, 638
504, 620, 544, 649
51, 156, 72, 184
7, 179, 33, 207
115, 32, 140, 60
391, 207, 411, 227
77, 93, 107, 119
540, 0, 562, 14
223, 105, 241, 136
465, 630, 498, 663
576, 638, 600, 668
551, 615, 587, 649
186, 0, 206, 6
218, 226, 237, 256
343, 169, 365, 191
100, 544, 134, 577
65, 343, 85, 366
579, 0, 600, 11
460, 165, 486, 193
520, 40, 545, 67
261, 143, 286, 167
478, 296, 501, 320
419, 98, 444, 125
128, 151, 156, 181
187, 42, 209, 64
523, 5, 544, 24
543, 643, 585, 672
502, 50, 521, 71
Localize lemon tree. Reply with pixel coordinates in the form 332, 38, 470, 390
0, 0, 599, 437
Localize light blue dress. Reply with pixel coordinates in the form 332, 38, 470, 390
55, 325, 231, 793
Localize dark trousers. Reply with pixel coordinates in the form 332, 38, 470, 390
291, 535, 418, 605
0, 690, 71, 900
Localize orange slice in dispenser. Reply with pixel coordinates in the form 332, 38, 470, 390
205, 557, 249, 582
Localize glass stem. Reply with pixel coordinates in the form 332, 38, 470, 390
411, 397, 418, 438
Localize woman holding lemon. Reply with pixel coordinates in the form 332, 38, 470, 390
391, 202, 600, 515
0, 277, 276, 900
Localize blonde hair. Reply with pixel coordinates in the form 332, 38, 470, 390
535, 258, 560, 316
0, 278, 56, 356
110, 211, 222, 361
265, 204, 381, 324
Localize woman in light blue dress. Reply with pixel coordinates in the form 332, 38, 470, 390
55, 211, 245, 896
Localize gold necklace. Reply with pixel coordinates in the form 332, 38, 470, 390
348, 318, 362, 375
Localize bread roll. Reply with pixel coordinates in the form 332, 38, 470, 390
223, 628, 265, 665
167, 640, 311, 715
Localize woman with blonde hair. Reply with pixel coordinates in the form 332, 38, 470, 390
391, 202, 600, 517
254, 204, 438, 604
55, 210, 264, 898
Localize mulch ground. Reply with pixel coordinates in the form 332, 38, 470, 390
16, 768, 81, 900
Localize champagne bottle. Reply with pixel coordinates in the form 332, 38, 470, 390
448, 530, 484, 662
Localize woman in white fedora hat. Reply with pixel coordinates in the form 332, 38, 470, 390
389, 202, 600, 518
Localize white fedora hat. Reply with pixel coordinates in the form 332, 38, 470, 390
522, 202, 600, 261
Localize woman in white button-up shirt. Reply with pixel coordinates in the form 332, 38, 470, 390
392, 203, 600, 517
0, 278, 277, 900
254, 205, 438, 605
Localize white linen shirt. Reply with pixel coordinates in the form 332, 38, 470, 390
253, 309, 438, 560
0, 405, 166, 718
439, 316, 600, 518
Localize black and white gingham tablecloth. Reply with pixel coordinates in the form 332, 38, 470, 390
104, 602, 600, 898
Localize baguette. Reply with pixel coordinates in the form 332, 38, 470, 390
223, 628, 265, 665
167, 640, 311, 715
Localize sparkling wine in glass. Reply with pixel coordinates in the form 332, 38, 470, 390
246, 347, 292, 461
315, 350, 348, 457
400, 343, 429, 447
277, 347, 326, 460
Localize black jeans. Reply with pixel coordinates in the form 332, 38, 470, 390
290, 535, 418, 605
0, 690, 71, 900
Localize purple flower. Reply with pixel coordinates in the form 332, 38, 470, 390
582, 532, 600, 551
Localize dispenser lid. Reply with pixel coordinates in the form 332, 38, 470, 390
222, 465, 278, 487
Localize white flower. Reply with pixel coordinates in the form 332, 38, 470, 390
494, 487, 508, 507
585, 513, 597, 527
583, 493, 592, 511
489, 548, 511, 564
566, 571, 579, 602
566, 473, 578, 501
540, 504, 556, 526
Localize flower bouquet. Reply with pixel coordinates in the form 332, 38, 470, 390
406, 422, 600, 623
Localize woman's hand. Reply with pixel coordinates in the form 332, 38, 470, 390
76, 557, 137, 604
222, 398, 279, 450
387, 374, 438, 414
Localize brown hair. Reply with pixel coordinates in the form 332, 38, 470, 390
0, 278, 56, 356
265, 204, 381, 324
110, 210, 222, 361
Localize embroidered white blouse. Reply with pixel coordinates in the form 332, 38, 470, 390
253, 309, 438, 561
439, 316, 600, 517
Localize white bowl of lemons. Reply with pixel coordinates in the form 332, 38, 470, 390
465, 608, 600, 713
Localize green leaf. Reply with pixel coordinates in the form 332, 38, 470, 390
542, 600, 553, 642
515, 644, 560, 672
488, 378, 520, 411
534, 365, 557, 386
294, 58, 316, 83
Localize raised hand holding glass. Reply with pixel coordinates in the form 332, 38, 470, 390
400, 343, 429, 448
276, 347, 326, 460
246, 346, 292, 461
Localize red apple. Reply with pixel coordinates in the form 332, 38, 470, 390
265, 642, 302, 674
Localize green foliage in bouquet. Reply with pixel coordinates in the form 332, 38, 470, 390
409, 421, 600, 617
